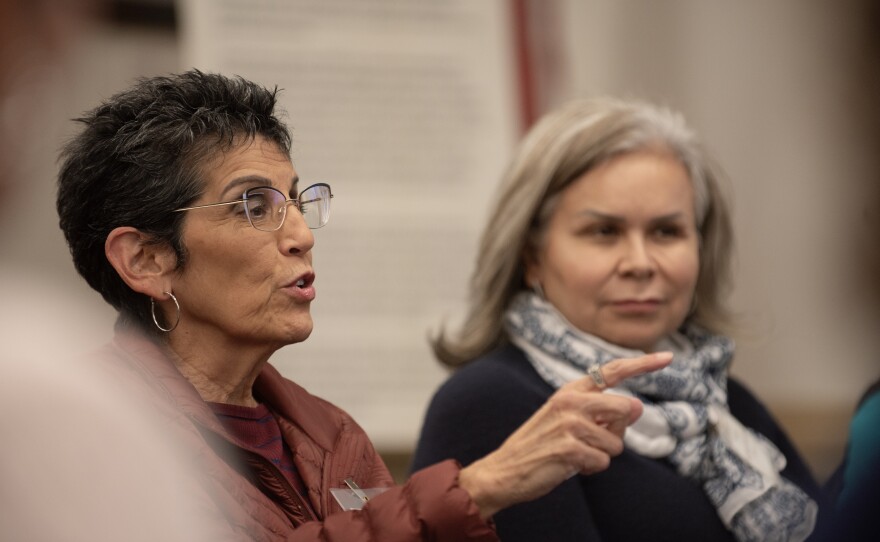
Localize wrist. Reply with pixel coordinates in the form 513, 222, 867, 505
459, 458, 504, 520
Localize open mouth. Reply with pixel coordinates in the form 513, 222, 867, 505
285, 272, 316, 302
290, 272, 314, 289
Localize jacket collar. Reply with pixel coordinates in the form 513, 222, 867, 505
110, 326, 340, 452
254, 363, 339, 451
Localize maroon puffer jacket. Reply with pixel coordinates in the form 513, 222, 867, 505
99, 329, 498, 541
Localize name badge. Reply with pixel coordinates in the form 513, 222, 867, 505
330, 477, 389, 511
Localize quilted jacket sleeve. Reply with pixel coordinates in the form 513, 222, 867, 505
290, 460, 498, 542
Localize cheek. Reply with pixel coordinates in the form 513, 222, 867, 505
668, 249, 700, 294
544, 247, 609, 295
183, 244, 274, 298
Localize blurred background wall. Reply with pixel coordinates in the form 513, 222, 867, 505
4, 0, 878, 483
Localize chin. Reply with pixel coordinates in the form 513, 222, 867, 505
278, 316, 314, 345
605, 330, 665, 352
288, 325, 314, 345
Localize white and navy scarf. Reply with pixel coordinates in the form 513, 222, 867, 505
504, 292, 817, 542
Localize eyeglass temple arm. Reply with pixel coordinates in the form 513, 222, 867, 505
174, 197, 304, 213
173, 190, 331, 213
173, 200, 244, 213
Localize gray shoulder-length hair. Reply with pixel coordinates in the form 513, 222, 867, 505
432, 97, 735, 367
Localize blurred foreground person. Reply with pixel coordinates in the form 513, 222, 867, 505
54, 70, 672, 540
0, 295, 218, 541
413, 97, 822, 541
0, 1, 215, 540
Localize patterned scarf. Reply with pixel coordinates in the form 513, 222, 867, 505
504, 292, 817, 542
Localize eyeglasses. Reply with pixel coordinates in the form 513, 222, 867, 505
173, 183, 333, 231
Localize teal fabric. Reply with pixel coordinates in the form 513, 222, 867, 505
840, 391, 880, 509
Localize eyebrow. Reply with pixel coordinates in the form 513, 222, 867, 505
576, 209, 686, 223
577, 209, 624, 222
220, 175, 299, 200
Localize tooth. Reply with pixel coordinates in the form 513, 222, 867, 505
296, 279, 305, 287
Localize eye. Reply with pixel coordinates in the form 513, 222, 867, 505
230, 197, 249, 217
245, 193, 270, 219
585, 222, 620, 238
653, 223, 686, 239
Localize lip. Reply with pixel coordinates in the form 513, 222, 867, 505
283, 271, 316, 302
609, 298, 662, 314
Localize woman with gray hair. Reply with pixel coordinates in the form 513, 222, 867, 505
413, 97, 822, 541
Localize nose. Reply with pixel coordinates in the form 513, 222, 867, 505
278, 204, 315, 255
618, 235, 655, 278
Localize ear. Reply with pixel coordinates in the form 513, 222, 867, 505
105, 227, 178, 299
522, 247, 541, 288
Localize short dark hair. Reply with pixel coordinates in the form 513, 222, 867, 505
57, 69, 291, 334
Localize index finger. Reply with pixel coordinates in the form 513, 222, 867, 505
577, 352, 673, 391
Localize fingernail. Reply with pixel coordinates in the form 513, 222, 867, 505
654, 351, 673, 361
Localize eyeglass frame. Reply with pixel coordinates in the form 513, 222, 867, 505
172, 182, 333, 231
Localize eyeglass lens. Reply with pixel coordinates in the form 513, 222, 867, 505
244, 184, 331, 231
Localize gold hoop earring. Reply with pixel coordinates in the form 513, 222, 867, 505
151, 291, 180, 332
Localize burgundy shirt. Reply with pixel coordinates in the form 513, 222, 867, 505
209, 401, 312, 510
